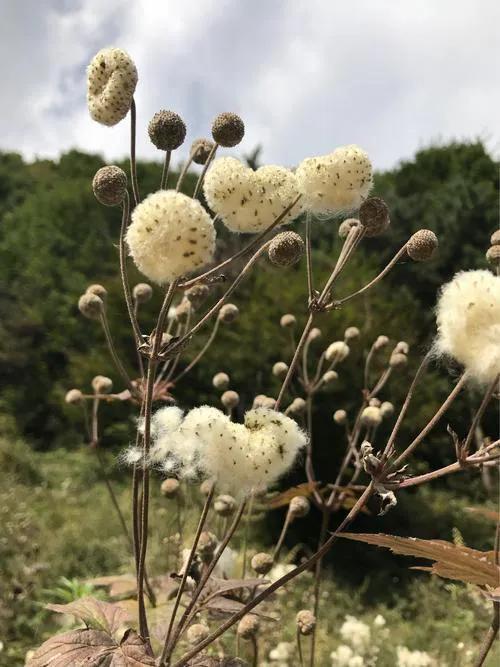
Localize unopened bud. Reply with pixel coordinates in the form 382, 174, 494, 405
325, 341, 350, 362
161, 478, 180, 498
212, 112, 245, 147
280, 313, 296, 328
406, 229, 438, 261
289, 496, 310, 518
251, 552, 274, 575
268, 231, 304, 267
333, 409, 347, 425
272, 361, 289, 378
380, 401, 394, 418
191, 138, 215, 165
86, 284, 107, 302
92, 375, 113, 394
322, 370, 338, 385
344, 326, 360, 341
133, 283, 153, 304
237, 614, 260, 640
394, 341, 409, 355
92, 165, 127, 206
486, 245, 500, 265
490, 229, 500, 246
338, 218, 360, 239
197, 531, 218, 563
296, 610, 316, 636
361, 406, 382, 427
212, 372, 230, 390
65, 389, 83, 405
184, 284, 210, 309
221, 390, 239, 409
175, 297, 191, 323
307, 327, 322, 342
78, 292, 104, 319
219, 303, 239, 323
368, 397, 381, 407
389, 352, 408, 368
214, 494, 236, 517
186, 623, 210, 646
359, 197, 390, 237
286, 397, 307, 415
373, 335, 389, 350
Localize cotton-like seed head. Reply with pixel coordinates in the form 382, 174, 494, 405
338, 218, 360, 239
389, 352, 408, 368
148, 110, 186, 151
78, 292, 104, 319
92, 166, 127, 206
280, 313, 296, 328
268, 231, 304, 267
191, 138, 215, 165
286, 397, 307, 415
251, 552, 274, 575
186, 623, 210, 646
296, 145, 373, 214
333, 409, 347, 425
359, 197, 390, 237
214, 494, 236, 517
344, 326, 360, 341
212, 112, 245, 147
221, 390, 239, 409
325, 341, 350, 362
289, 496, 310, 518
87, 48, 137, 126
296, 610, 316, 636
407, 229, 438, 261
204, 157, 303, 233
133, 283, 153, 304
86, 284, 108, 302
368, 397, 381, 407
219, 303, 239, 323
213, 372, 230, 390
126, 191, 216, 284
373, 335, 389, 350
395, 341, 409, 355
435, 269, 500, 383
197, 531, 218, 563
185, 284, 210, 309
308, 327, 322, 342
380, 401, 394, 418
272, 361, 289, 378
160, 478, 180, 498
237, 614, 260, 639
322, 370, 338, 385
361, 406, 382, 427
486, 245, 500, 265
65, 389, 83, 404
92, 375, 113, 394
490, 230, 500, 246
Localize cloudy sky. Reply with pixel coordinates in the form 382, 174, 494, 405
2, 0, 498, 171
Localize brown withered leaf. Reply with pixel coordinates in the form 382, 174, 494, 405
465, 507, 500, 522
46, 596, 130, 636
265, 482, 319, 509
338, 533, 500, 587
26, 628, 155, 666
483, 586, 500, 603
188, 657, 248, 666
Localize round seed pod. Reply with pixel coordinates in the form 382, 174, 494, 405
200, 479, 215, 496
186, 623, 210, 646
251, 552, 274, 575
296, 610, 316, 636
92, 166, 127, 206
214, 494, 236, 517
406, 229, 438, 261
333, 409, 347, 425
272, 361, 289, 378
325, 341, 350, 362
191, 138, 215, 165
280, 313, 296, 328
160, 478, 180, 498
268, 231, 304, 267
486, 245, 500, 265
289, 496, 310, 518
380, 401, 394, 418
490, 230, 500, 246
197, 531, 218, 563
307, 327, 322, 342
286, 397, 307, 415
65, 389, 83, 404
373, 335, 389, 350
368, 397, 381, 407
212, 372, 230, 390
361, 406, 382, 427
221, 390, 239, 410
389, 352, 408, 368
338, 218, 360, 239
394, 341, 409, 355
78, 292, 104, 320
86, 284, 108, 302
212, 112, 245, 147
359, 197, 390, 237
252, 395, 276, 409
344, 326, 360, 341
175, 297, 191, 323
185, 284, 210, 310
92, 375, 113, 394
237, 614, 260, 640
148, 110, 186, 151
322, 370, 338, 385
133, 283, 153, 304
218, 303, 239, 323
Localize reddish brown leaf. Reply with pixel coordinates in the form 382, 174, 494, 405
46, 596, 130, 636
87, 574, 137, 598
265, 482, 319, 509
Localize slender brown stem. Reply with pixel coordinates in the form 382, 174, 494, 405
119, 192, 144, 349
273, 511, 292, 561
397, 451, 500, 488
241, 492, 255, 578
175, 154, 194, 192
130, 98, 140, 206
172, 318, 220, 383
473, 603, 499, 667
250, 635, 258, 667
297, 629, 305, 667
99, 311, 135, 394
192, 143, 218, 199
276, 315, 314, 410
462, 375, 499, 455
305, 213, 314, 304
160, 150, 171, 190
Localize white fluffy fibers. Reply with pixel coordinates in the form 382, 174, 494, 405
87, 48, 138, 126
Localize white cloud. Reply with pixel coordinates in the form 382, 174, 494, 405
1, 0, 498, 170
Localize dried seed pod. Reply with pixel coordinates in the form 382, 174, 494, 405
251, 552, 274, 575
486, 245, 500, 265
280, 313, 296, 328
289, 496, 310, 518
218, 303, 239, 323
338, 218, 360, 239
65, 389, 83, 405
373, 335, 389, 350
307, 327, 322, 342
191, 138, 215, 165
389, 351, 408, 368
380, 401, 394, 418
406, 229, 438, 261
160, 478, 180, 498
296, 610, 316, 636
214, 494, 236, 517
212, 112, 245, 147
92, 165, 127, 206
92, 375, 113, 394
344, 326, 360, 341
212, 372, 230, 390
361, 406, 382, 427
490, 229, 500, 246
333, 409, 347, 425
78, 292, 104, 320
185, 284, 210, 309
359, 197, 390, 237
148, 110, 186, 151
272, 361, 289, 378
186, 623, 210, 646
321, 370, 338, 385
286, 397, 307, 415
133, 283, 153, 304
221, 390, 239, 409
86, 284, 108, 302
197, 531, 218, 563
268, 231, 304, 267
237, 614, 260, 640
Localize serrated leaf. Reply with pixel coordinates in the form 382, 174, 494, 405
338, 532, 500, 587
26, 628, 155, 666
46, 597, 130, 636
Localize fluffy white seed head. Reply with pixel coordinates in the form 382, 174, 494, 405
87, 48, 137, 126
126, 191, 216, 284
204, 157, 303, 233
296, 145, 373, 214
435, 270, 500, 383
325, 341, 350, 363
